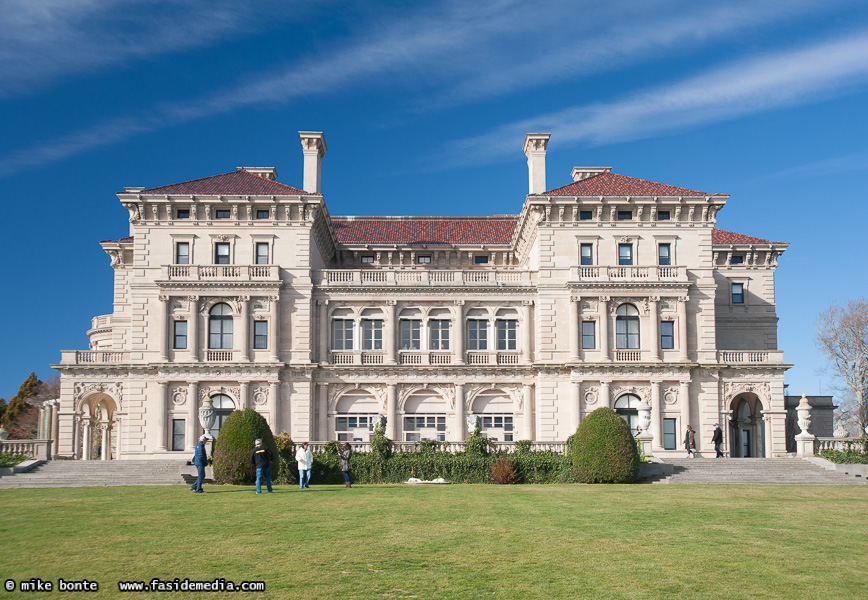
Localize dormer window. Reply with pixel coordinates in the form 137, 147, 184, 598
417, 255, 432, 264
617, 210, 632, 220
580, 211, 593, 220
657, 211, 671, 221
256, 209, 269, 219
176, 209, 190, 219
474, 255, 489, 264
361, 255, 374, 264
731, 255, 744, 264
215, 209, 230, 219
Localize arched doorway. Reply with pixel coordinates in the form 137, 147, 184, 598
80, 393, 118, 460
730, 394, 765, 458
614, 394, 641, 431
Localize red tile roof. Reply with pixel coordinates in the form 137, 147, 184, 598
133, 170, 311, 196
712, 229, 786, 245
540, 171, 726, 197
330, 216, 518, 245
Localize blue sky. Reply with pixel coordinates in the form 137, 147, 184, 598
1, 0, 867, 400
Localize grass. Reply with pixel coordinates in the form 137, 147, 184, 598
1, 483, 867, 599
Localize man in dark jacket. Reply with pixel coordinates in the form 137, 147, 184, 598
250, 438, 274, 494
711, 423, 724, 458
190, 435, 208, 494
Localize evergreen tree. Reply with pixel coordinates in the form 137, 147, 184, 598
1, 373, 40, 438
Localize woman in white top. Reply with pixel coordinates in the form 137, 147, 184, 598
295, 442, 314, 489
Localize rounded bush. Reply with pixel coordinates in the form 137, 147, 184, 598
570, 407, 639, 483
212, 409, 277, 485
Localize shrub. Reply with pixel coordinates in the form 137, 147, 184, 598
212, 409, 277, 485
570, 407, 639, 483
464, 432, 497, 457
274, 432, 297, 484
491, 457, 520, 484
514, 440, 533, 454
818, 446, 868, 465
370, 419, 392, 461
0, 452, 31, 468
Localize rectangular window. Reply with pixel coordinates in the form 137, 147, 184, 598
618, 244, 633, 266
580, 243, 593, 266
417, 255, 432, 264
467, 320, 488, 351
658, 243, 671, 266
173, 320, 187, 349
617, 210, 632, 220
172, 419, 185, 452
660, 321, 674, 349
215, 209, 231, 219
581, 321, 595, 349
474, 255, 489, 264
256, 209, 269, 219
400, 320, 421, 350
175, 242, 190, 265
361, 255, 374, 264
429, 320, 450, 350
255, 242, 269, 265
657, 210, 671, 221
333, 319, 354, 350
663, 418, 676, 450
176, 209, 190, 219
214, 243, 230, 264
403, 415, 446, 442
362, 319, 383, 350
731, 282, 745, 304
580, 210, 593, 220
496, 320, 517, 351
731, 255, 744, 264
253, 320, 268, 349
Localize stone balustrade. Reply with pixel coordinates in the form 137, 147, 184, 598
572, 265, 686, 282
330, 351, 519, 366
306, 440, 566, 454
205, 350, 234, 361
314, 269, 536, 287
614, 350, 642, 362
164, 264, 278, 281
59, 350, 129, 365
814, 437, 866, 453
717, 350, 785, 364
0, 439, 52, 460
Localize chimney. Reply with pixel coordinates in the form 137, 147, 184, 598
237, 167, 278, 180
523, 133, 551, 195
570, 166, 611, 182
298, 131, 327, 193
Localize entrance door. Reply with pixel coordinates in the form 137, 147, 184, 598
741, 429, 751, 458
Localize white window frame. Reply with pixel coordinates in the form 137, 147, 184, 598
333, 319, 355, 350
399, 319, 422, 351
467, 319, 488, 351
362, 319, 384, 351
496, 319, 517, 351
429, 319, 450, 350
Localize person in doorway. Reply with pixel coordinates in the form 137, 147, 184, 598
190, 435, 208, 494
712, 423, 724, 458
684, 425, 696, 458
340, 442, 353, 488
250, 438, 274, 494
296, 442, 313, 489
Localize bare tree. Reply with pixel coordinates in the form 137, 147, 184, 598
816, 298, 868, 433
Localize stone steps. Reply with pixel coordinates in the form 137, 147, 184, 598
0, 460, 190, 488
653, 458, 866, 485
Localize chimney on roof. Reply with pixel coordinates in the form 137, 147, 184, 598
570, 166, 611, 182
523, 133, 551, 195
238, 167, 278, 180
299, 131, 327, 193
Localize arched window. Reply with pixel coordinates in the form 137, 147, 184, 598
615, 304, 640, 349
208, 303, 233, 349
209, 394, 236, 439
614, 394, 641, 430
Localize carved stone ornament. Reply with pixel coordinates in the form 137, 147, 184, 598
663, 387, 678, 405
73, 382, 123, 409
171, 388, 186, 406
833, 424, 850, 439
252, 386, 268, 406
584, 387, 599, 405
723, 381, 771, 404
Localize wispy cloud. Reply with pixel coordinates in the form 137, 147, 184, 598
0, 0, 855, 176
444, 30, 868, 167
768, 151, 868, 179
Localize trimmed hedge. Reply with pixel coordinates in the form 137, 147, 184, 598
212, 409, 277, 485
570, 407, 639, 483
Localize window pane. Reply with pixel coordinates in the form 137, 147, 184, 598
176, 242, 189, 265
617, 210, 632, 220
174, 320, 187, 349
660, 321, 674, 349
657, 211, 671, 221
618, 244, 632, 266
474, 255, 489, 264
215, 243, 230, 264
176, 209, 190, 219
732, 283, 744, 304
658, 244, 671, 266
580, 211, 592, 220
172, 419, 185, 451
580, 244, 592, 266
215, 209, 230, 219
363, 320, 383, 350
255, 243, 268, 265
582, 321, 595, 349
256, 209, 269, 219
254, 320, 268, 349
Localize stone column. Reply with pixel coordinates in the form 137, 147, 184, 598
269, 382, 280, 431
521, 300, 533, 364
49, 401, 60, 458
599, 297, 610, 361
385, 300, 397, 365
650, 381, 662, 451
280, 382, 291, 434
239, 297, 250, 361
522, 384, 534, 440
240, 381, 250, 410
454, 301, 465, 365
571, 380, 582, 431
156, 381, 169, 452
677, 297, 689, 361
114, 414, 123, 460
269, 295, 280, 362
600, 381, 611, 408
569, 297, 580, 362
188, 296, 199, 362
386, 383, 397, 439
158, 296, 169, 361
81, 420, 92, 460
648, 297, 660, 362
73, 415, 81, 460
100, 423, 109, 460
454, 384, 465, 441
186, 381, 199, 451
318, 383, 329, 441
318, 300, 329, 364
679, 381, 690, 444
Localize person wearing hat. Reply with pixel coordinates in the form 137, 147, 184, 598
250, 438, 274, 494
711, 423, 724, 458
190, 435, 209, 494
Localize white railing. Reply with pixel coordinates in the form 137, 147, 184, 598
317, 269, 534, 287
59, 350, 129, 365
331, 352, 354, 365
0, 439, 51, 460
91, 314, 112, 328
399, 353, 423, 365
573, 265, 684, 282
615, 350, 642, 362
430, 353, 452, 365
717, 350, 785, 364
814, 437, 866, 453
361, 353, 384, 365
205, 350, 233, 361
466, 352, 489, 365
166, 264, 277, 281
306, 440, 566, 455
497, 353, 520, 365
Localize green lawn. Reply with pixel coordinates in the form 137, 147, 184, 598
1, 483, 866, 599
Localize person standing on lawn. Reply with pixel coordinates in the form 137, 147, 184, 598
296, 442, 313, 489
190, 435, 208, 494
250, 438, 274, 494
711, 423, 724, 458
340, 442, 353, 488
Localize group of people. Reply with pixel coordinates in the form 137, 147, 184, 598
684, 423, 725, 458
189, 438, 354, 494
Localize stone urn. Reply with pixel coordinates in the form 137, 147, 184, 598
638, 397, 652, 431
833, 424, 850, 439
796, 394, 812, 437
198, 399, 216, 437
0, 427, 8, 441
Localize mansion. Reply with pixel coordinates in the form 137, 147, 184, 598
54, 131, 797, 460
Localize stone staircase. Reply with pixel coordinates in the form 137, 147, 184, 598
652, 457, 866, 485
0, 460, 190, 488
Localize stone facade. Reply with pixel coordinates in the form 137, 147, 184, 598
53, 131, 798, 459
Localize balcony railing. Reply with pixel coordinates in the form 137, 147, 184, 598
59, 350, 129, 365
328, 351, 519, 366
165, 264, 278, 281
717, 350, 785, 364
315, 269, 535, 287
205, 350, 233, 361
306, 441, 566, 454
614, 350, 642, 362
573, 265, 686, 283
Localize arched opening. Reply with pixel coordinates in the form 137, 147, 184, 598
209, 394, 236, 439
334, 391, 380, 442
614, 393, 641, 430
729, 394, 765, 458
403, 391, 447, 442
80, 393, 118, 460
471, 390, 514, 441
615, 304, 640, 349
209, 303, 234, 349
